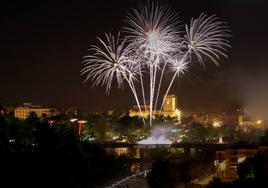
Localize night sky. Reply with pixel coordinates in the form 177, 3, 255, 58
1, 0, 268, 116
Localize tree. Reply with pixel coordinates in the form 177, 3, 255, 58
260, 129, 268, 144
147, 160, 192, 188
185, 123, 209, 142
237, 158, 254, 181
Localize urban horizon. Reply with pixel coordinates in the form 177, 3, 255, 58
1, 0, 268, 117
1, 1, 268, 188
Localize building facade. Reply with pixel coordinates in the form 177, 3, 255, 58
15, 103, 57, 120
129, 95, 181, 122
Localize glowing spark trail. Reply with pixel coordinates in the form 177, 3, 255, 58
124, 2, 182, 127
80, 33, 146, 125
81, 3, 231, 128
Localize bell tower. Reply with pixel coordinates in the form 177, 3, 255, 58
163, 95, 177, 112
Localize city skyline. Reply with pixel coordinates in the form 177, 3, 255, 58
1, 0, 268, 117
1, 1, 268, 187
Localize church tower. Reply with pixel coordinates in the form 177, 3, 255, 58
163, 95, 177, 112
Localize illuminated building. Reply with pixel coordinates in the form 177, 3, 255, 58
238, 114, 263, 128
163, 95, 176, 112
77, 120, 87, 137
106, 110, 114, 116
211, 115, 224, 127
69, 119, 88, 139
213, 119, 224, 127
14, 103, 57, 120
129, 105, 150, 118
237, 109, 264, 131
215, 145, 268, 181
129, 95, 181, 123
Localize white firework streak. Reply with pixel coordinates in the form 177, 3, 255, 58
184, 13, 231, 67
81, 33, 146, 125
159, 52, 190, 112
124, 2, 182, 127
81, 3, 231, 128
158, 13, 230, 112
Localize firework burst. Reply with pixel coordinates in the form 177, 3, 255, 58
81, 3, 231, 128
124, 2, 182, 62
184, 13, 231, 66
81, 33, 138, 94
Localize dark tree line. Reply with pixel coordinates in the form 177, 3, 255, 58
0, 112, 132, 188
147, 149, 216, 188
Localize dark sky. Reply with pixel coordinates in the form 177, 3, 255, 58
1, 0, 268, 115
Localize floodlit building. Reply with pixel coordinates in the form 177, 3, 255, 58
129, 95, 182, 123
237, 109, 264, 131
15, 103, 57, 120
106, 110, 114, 116
238, 114, 263, 128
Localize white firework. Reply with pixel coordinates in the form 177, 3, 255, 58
156, 14, 231, 112
81, 32, 146, 125
123, 2, 184, 126
124, 2, 182, 63
184, 13, 231, 66
168, 56, 189, 76
81, 3, 231, 128
81, 33, 135, 94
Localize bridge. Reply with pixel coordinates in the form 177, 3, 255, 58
87, 142, 264, 149
87, 142, 264, 160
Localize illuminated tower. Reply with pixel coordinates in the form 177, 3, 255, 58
162, 95, 181, 123
238, 114, 243, 126
163, 95, 177, 112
